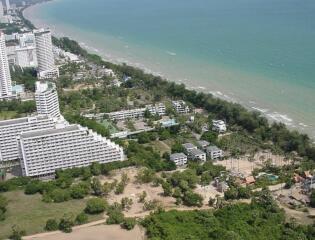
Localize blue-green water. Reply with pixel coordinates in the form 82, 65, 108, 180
25, 0, 315, 138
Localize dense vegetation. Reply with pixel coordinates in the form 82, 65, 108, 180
142, 190, 315, 240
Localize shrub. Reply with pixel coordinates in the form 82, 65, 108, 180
75, 212, 88, 225
182, 191, 203, 207
121, 217, 136, 230
58, 214, 74, 233
106, 209, 124, 224
45, 219, 59, 231
49, 189, 71, 203
85, 198, 108, 214
9, 225, 26, 240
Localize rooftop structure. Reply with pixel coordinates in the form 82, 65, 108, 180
19, 124, 124, 177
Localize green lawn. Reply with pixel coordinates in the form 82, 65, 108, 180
0, 191, 102, 239
0, 111, 18, 120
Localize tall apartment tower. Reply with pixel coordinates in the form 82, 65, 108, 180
0, 32, 12, 98
0, 2, 4, 20
5, 0, 10, 11
35, 81, 61, 118
33, 29, 59, 79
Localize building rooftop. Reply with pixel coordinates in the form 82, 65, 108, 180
207, 145, 221, 152
20, 125, 81, 139
197, 140, 210, 146
0, 115, 50, 127
189, 148, 205, 156
182, 143, 197, 149
170, 153, 187, 159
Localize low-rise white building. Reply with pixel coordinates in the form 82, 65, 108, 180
107, 108, 146, 121
212, 120, 227, 133
197, 140, 210, 150
188, 148, 206, 162
19, 124, 124, 177
170, 153, 187, 166
0, 116, 56, 163
145, 103, 166, 116
172, 100, 190, 114
15, 45, 37, 68
182, 143, 198, 153
206, 145, 223, 160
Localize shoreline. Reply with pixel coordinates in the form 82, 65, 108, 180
22, 1, 315, 140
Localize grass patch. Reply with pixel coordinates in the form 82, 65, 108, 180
0, 111, 18, 120
97, 119, 118, 134
0, 191, 102, 239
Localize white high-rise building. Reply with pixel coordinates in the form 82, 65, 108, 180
19, 124, 124, 177
35, 81, 61, 118
0, 116, 56, 163
15, 46, 37, 68
0, 32, 12, 98
5, 0, 10, 12
34, 29, 59, 79
0, 2, 4, 20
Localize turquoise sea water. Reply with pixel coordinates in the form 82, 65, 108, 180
24, 0, 315, 138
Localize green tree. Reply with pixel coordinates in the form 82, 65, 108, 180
162, 181, 173, 196
85, 198, 108, 214
9, 225, 26, 240
310, 190, 315, 208
58, 214, 74, 233
91, 177, 103, 196
182, 191, 203, 207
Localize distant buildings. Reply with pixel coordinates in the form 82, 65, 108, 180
0, 32, 12, 99
182, 143, 206, 162
182, 143, 198, 153
19, 123, 124, 177
35, 81, 60, 118
206, 145, 223, 160
170, 153, 187, 166
34, 29, 59, 79
0, 116, 56, 163
212, 120, 227, 133
172, 100, 190, 114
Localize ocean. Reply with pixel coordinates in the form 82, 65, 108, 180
24, 0, 315, 139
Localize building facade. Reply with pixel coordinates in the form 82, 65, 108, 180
34, 29, 59, 79
0, 116, 56, 163
0, 32, 12, 98
35, 81, 61, 118
206, 146, 223, 160
107, 108, 146, 121
15, 45, 37, 68
172, 100, 190, 114
170, 153, 187, 166
145, 103, 166, 116
19, 124, 124, 177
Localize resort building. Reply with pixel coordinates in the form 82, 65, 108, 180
19, 124, 124, 177
145, 103, 166, 116
170, 153, 188, 166
172, 100, 190, 114
107, 108, 146, 121
0, 31, 12, 99
0, 116, 56, 163
188, 149, 206, 162
212, 120, 227, 133
35, 81, 61, 118
182, 143, 198, 153
197, 140, 210, 150
206, 145, 223, 160
34, 29, 59, 79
